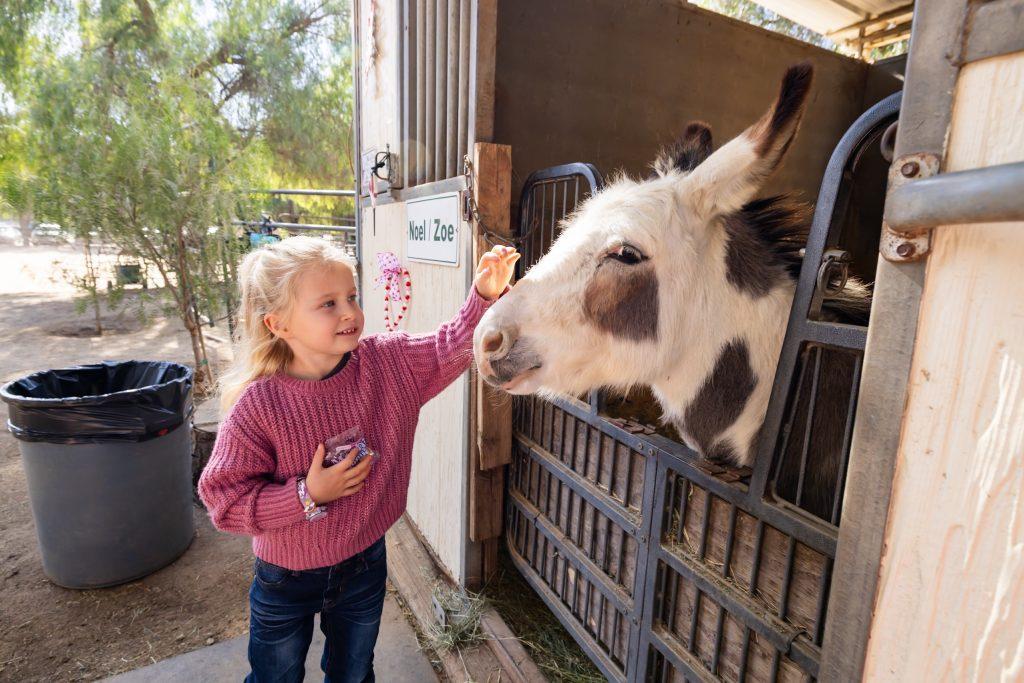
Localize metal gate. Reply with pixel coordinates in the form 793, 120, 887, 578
505, 94, 901, 682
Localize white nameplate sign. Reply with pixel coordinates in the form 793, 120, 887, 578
406, 192, 461, 267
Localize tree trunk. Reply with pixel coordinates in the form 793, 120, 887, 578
82, 241, 103, 335
174, 226, 214, 397
184, 306, 213, 397
18, 212, 33, 246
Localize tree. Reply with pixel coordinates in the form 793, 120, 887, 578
1, 0, 354, 396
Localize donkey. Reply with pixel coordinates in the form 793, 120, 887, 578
473, 63, 869, 519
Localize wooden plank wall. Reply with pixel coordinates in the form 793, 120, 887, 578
359, 200, 472, 583
864, 51, 1024, 680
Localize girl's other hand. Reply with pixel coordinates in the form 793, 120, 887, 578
305, 443, 373, 504
474, 245, 519, 301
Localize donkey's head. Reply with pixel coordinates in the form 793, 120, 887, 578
474, 64, 816, 465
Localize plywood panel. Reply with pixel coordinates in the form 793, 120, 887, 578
360, 200, 472, 582
865, 52, 1024, 681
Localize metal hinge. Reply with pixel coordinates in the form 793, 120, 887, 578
880, 152, 939, 262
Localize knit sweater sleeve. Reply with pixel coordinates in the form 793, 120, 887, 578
197, 395, 305, 535
393, 286, 499, 405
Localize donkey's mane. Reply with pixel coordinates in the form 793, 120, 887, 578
736, 194, 810, 281
721, 194, 809, 298
728, 194, 872, 324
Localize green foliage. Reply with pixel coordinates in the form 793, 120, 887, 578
870, 39, 909, 62
1, 0, 354, 388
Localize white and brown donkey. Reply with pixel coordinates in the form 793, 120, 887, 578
474, 63, 868, 517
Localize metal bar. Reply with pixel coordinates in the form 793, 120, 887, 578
738, 627, 751, 680
402, 0, 416, 189
434, 0, 447, 181
456, 0, 470, 164
359, 175, 468, 207
424, 0, 436, 183
674, 474, 687, 545
711, 604, 726, 675
722, 505, 738, 579
349, 0, 362, 276
885, 161, 1024, 232
749, 520, 765, 595
666, 477, 684, 636
415, 0, 426, 184
820, 0, 956, 675
686, 589, 701, 653
507, 543, 627, 682
794, 348, 824, 507
770, 343, 810, 506
539, 182, 548, 268
232, 220, 355, 233
647, 625, 723, 683
778, 536, 797, 621
801, 320, 867, 351
831, 360, 862, 526
624, 435, 636, 509
629, 448, 661, 680
246, 188, 356, 197
697, 490, 712, 559
611, 609, 620, 664
444, 0, 459, 178
813, 556, 834, 645
961, 0, 1024, 64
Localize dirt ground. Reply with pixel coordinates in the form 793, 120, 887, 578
0, 244, 254, 682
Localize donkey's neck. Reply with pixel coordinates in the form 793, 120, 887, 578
651, 237, 795, 467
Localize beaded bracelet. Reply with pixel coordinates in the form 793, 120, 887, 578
297, 477, 326, 521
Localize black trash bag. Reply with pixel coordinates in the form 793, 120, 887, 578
1, 360, 194, 444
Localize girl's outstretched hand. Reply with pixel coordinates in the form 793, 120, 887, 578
474, 245, 519, 301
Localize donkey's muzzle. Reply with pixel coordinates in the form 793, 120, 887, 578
474, 320, 516, 379
474, 319, 543, 392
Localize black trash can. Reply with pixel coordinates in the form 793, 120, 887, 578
1, 360, 195, 589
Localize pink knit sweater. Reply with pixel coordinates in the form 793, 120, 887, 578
198, 289, 494, 570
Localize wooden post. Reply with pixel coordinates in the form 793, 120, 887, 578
472, 142, 513, 471
468, 142, 512, 584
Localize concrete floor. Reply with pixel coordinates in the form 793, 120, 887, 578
103, 598, 437, 682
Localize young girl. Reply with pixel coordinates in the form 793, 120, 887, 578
198, 236, 517, 683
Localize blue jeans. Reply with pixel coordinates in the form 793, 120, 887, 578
245, 537, 387, 683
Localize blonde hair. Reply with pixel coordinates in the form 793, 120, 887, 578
219, 236, 358, 414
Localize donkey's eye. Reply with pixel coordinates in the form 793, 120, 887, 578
607, 244, 645, 265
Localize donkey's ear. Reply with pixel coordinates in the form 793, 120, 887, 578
650, 122, 713, 178
685, 63, 813, 218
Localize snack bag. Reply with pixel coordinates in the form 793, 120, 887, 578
324, 427, 375, 468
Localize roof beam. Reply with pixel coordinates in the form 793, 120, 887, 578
828, 3, 914, 37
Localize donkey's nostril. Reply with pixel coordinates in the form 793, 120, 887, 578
482, 330, 504, 354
